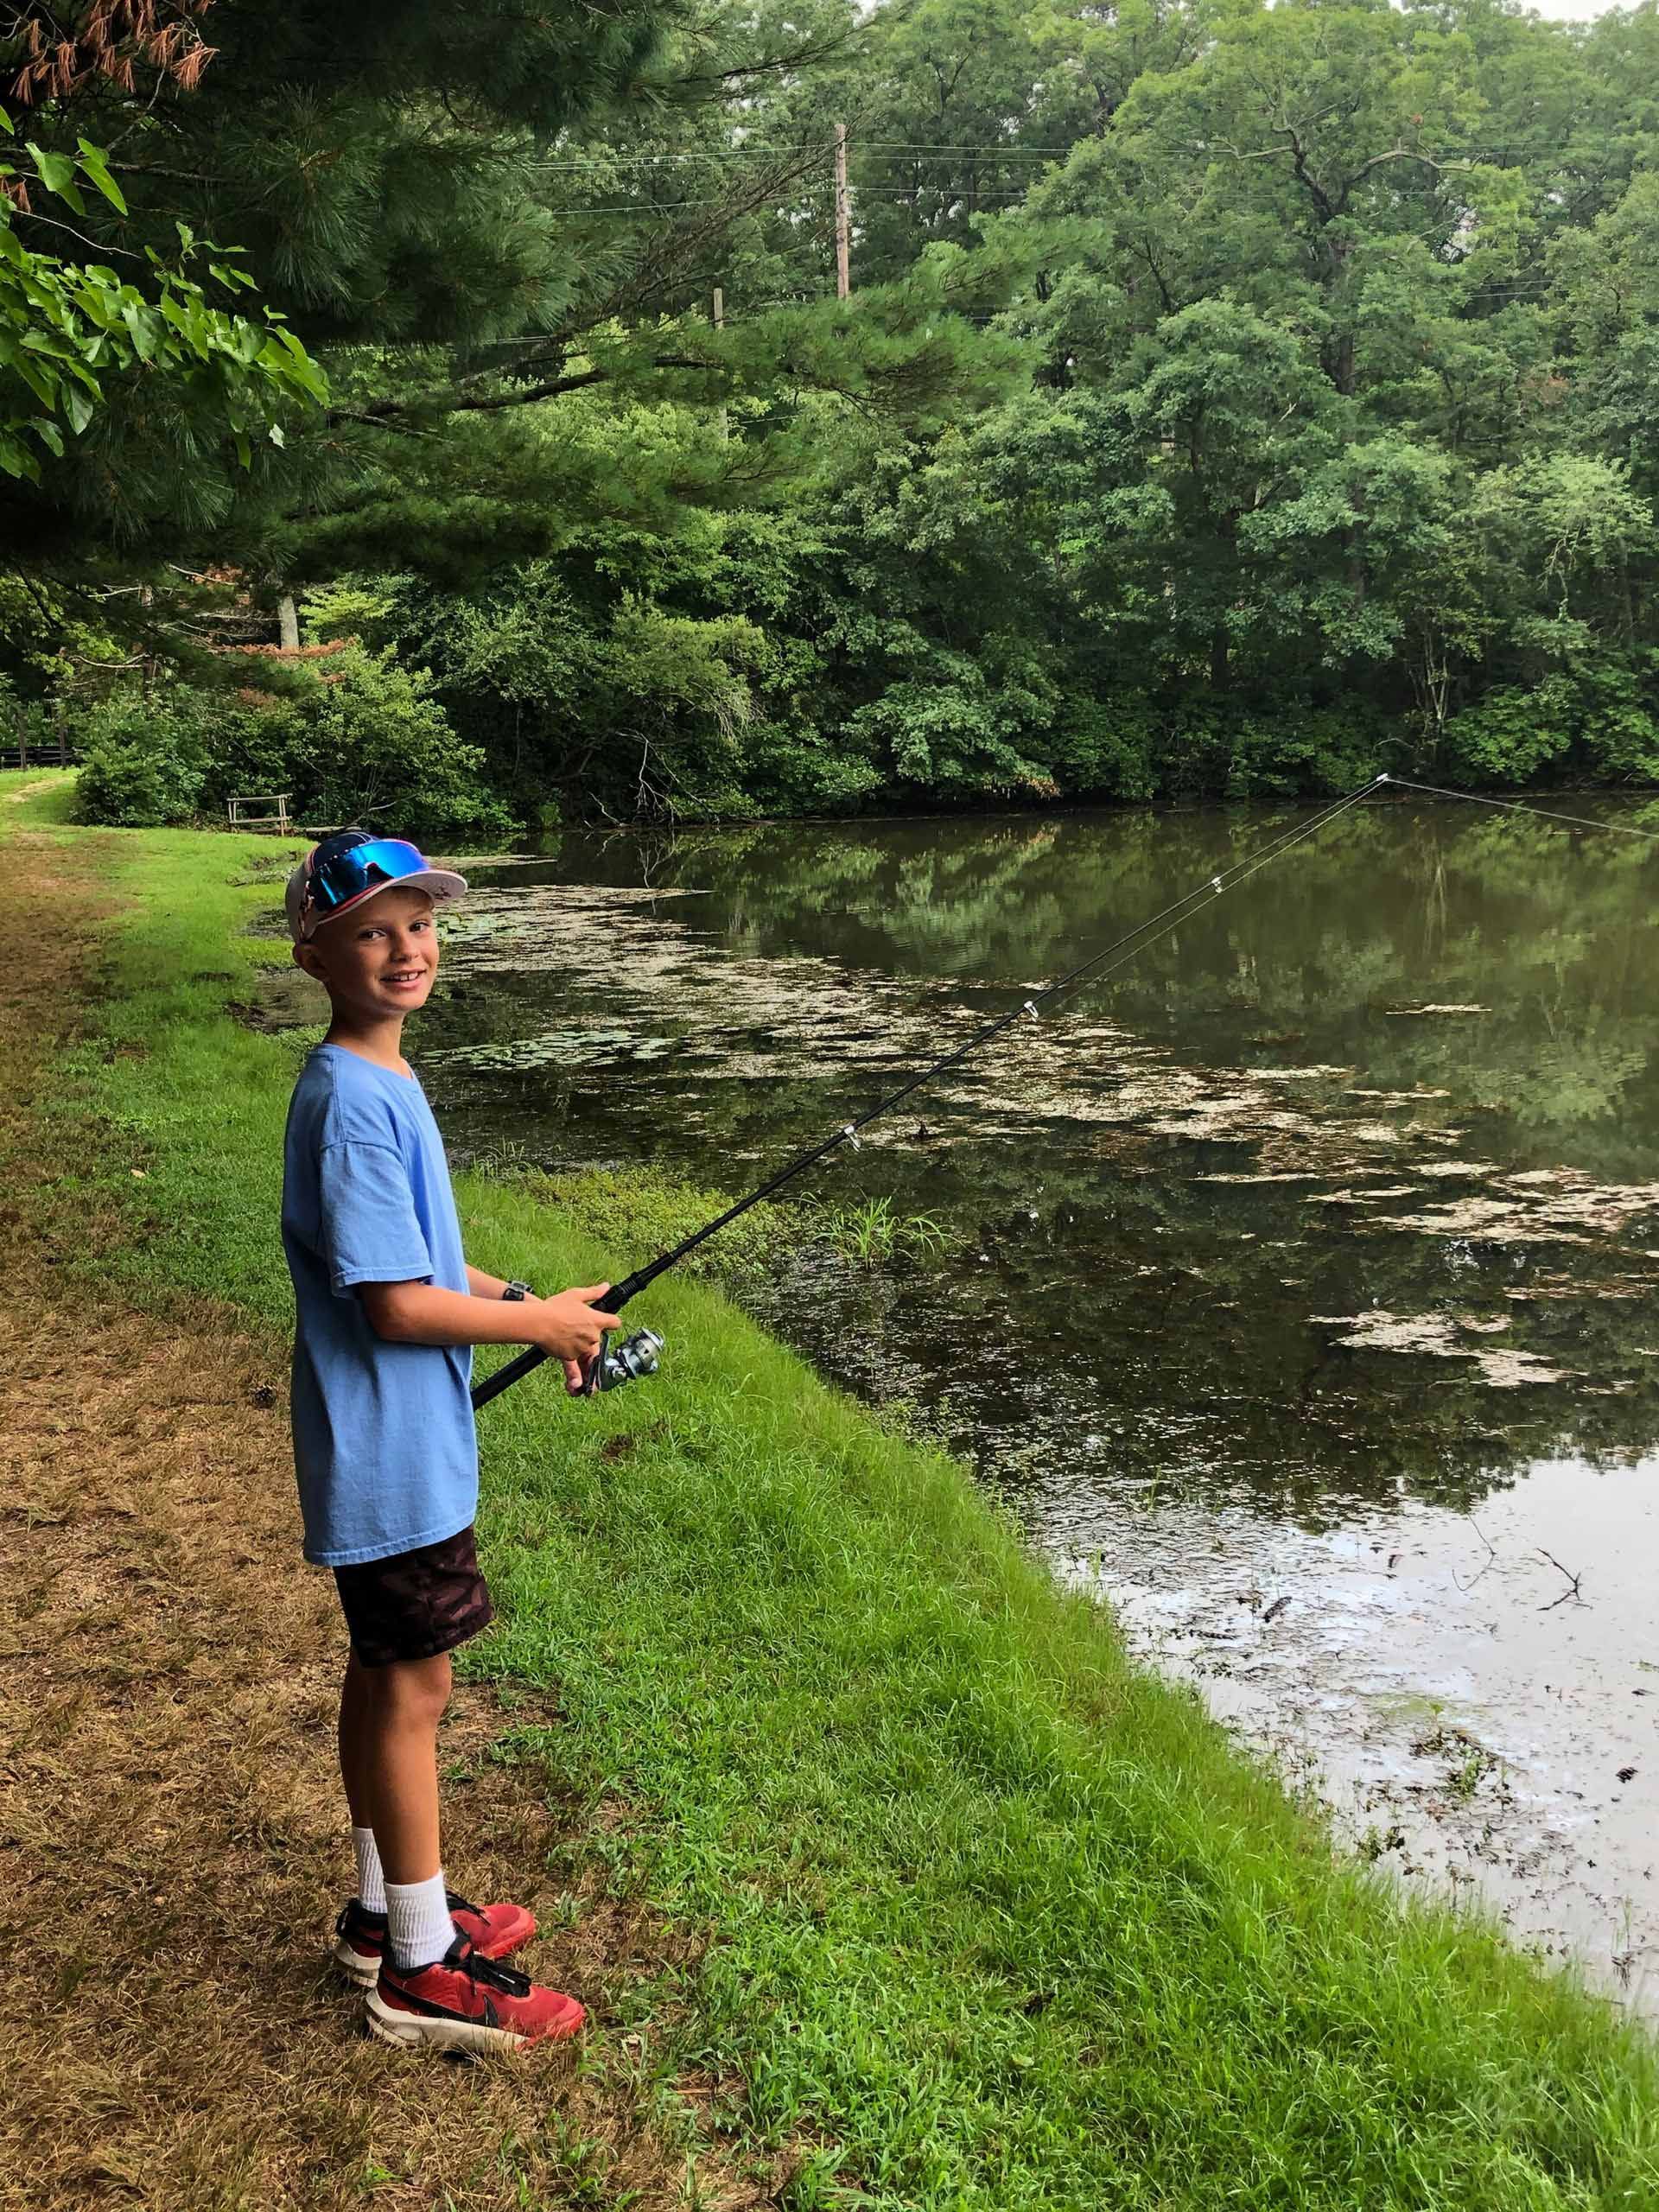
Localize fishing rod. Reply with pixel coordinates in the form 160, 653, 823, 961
474, 772, 1404, 1409
474, 771, 1659, 1409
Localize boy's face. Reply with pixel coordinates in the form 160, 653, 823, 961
295, 884, 440, 1021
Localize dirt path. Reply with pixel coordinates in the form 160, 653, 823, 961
0, 831, 763, 2209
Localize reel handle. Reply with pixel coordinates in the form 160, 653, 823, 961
577, 1332, 612, 1398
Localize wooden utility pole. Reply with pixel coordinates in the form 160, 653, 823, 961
834, 122, 851, 299
712, 287, 728, 442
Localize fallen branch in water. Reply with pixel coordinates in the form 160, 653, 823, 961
1537, 1548, 1584, 1610
1453, 1517, 1498, 1594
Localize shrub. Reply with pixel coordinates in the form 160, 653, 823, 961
1441, 677, 1580, 785
73, 652, 519, 844
75, 697, 207, 826
1442, 658, 1659, 786
302, 647, 518, 846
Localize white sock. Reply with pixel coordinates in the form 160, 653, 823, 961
385, 1871, 455, 1973
353, 1825, 387, 1915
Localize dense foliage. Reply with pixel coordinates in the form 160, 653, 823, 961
1, 115, 322, 491
3, 0, 1659, 823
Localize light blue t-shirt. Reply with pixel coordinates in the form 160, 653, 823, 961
281, 1043, 477, 1567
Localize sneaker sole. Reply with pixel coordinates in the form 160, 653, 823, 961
334, 1938, 381, 1990
364, 1987, 585, 2054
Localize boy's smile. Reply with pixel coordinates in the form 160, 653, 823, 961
296, 883, 440, 1039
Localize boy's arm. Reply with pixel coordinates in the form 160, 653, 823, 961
360, 1277, 610, 1389
466, 1265, 510, 1300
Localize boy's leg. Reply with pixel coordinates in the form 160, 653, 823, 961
348, 1649, 455, 1970
338, 1649, 375, 1834
339, 1648, 447, 1879
339, 1650, 391, 1913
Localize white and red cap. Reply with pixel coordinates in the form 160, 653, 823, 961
286, 830, 467, 944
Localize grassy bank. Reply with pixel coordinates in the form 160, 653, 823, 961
8, 771, 1656, 2209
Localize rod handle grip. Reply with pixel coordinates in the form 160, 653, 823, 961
471, 1344, 545, 1410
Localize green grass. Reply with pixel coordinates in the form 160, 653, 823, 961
820, 1193, 952, 1267
0, 764, 79, 823
10, 804, 1658, 2209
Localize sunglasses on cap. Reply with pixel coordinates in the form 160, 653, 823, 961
289, 832, 467, 944
306, 837, 433, 914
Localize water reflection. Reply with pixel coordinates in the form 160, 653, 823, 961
427, 800, 1659, 1518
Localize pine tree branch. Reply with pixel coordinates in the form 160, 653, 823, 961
326, 357, 719, 426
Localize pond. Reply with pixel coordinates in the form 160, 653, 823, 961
415, 793, 1659, 2010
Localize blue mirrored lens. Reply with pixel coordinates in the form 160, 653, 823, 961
311, 838, 428, 911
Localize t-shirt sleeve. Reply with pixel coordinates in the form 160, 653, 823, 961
316, 1140, 435, 1295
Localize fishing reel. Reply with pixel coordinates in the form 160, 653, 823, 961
581, 1325, 664, 1396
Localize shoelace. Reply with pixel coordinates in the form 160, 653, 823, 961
450, 1936, 532, 1999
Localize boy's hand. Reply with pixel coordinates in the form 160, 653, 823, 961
527, 1282, 616, 1387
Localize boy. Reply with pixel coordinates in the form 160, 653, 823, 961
282, 828, 615, 2053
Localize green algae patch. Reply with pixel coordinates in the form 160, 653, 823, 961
7, 804, 1657, 2210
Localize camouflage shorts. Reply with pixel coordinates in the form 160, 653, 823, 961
333, 1523, 494, 1668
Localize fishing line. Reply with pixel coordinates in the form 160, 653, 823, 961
474, 773, 1389, 1408
1378, 775, 1659, 844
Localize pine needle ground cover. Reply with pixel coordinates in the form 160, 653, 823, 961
7, 773, 1656, 2209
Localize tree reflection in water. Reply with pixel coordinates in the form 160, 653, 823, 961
423, 797, 1659, 1526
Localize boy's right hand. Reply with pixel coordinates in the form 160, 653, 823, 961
528, 1282, 616, 1389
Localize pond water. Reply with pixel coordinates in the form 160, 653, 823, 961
411, 796, 1659, 2008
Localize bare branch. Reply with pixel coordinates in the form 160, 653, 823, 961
1537, 1548, 1585, 1610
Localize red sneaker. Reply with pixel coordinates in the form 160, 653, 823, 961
365, 1934, 586, 2053
333, 1889, 537, 1988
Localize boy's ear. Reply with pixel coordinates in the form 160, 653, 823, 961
294, 939, 328, 982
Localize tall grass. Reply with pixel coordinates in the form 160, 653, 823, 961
10, 791, 1657, 2208
820, 1193, 951, 1266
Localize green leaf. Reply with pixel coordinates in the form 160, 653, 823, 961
120, 301, 157, 363
0, 431, 41, 482
233, 429, 251, 468
269, 421, 286, 448
75, 140, 128, 216
29, 415, 63, 455
62, 383, 95, 435
26, 144, 85, 214
7, 350, 57, 406
26, 144, 73, 194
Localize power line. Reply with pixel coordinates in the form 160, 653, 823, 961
549, 190, 1038, 214
524, 133, 1626, 173
526, 141, 1078, 168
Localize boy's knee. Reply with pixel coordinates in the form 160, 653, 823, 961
368, 1650, 452, 1726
